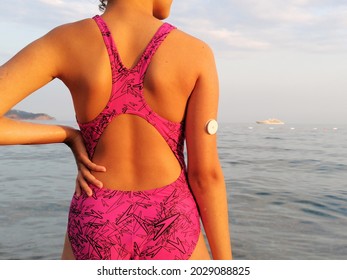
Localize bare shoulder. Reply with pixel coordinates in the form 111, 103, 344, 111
45, 18, 96, 44
176, 28, 213, 53
169, 28, 215, 69
40, 18, 99, 76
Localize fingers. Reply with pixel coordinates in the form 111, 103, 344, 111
75, 173, 93, 197
79, 153, 106, 173
80, 164, 104, 188
67, 130, 106, 197
75, 178, 82, 197
87, 162, 107, 173
75, 164, 105, 197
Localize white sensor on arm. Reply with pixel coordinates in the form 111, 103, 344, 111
205, 119, 218, 135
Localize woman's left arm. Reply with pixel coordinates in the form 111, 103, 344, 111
0, 26, 104, 196
0, 117, 104, 196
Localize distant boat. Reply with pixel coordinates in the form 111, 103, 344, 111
256, 118, 284, 125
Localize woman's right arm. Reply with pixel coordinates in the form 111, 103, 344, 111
185, 42, 232, 260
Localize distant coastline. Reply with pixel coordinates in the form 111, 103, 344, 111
256, 118, 284, 125
5, 109, 55, 121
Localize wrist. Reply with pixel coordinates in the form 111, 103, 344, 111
62, 126, 80, 147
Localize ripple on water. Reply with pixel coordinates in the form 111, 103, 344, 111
255, 192, 272, 196
300, 208, 337, 219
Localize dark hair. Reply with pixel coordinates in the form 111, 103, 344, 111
99, 0, 107, 12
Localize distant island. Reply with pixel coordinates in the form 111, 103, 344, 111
5, 109, 55, 121
256, 118, 284, 125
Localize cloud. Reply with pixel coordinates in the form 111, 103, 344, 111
39, 0, 65, 6
1, 0, 347, 54
206, 28, 271, 50
0, 0, 99, 29
172, 17, 271, 54
172, 1, 342, 57
246, 0, 315, 23
233, 0, 347, 51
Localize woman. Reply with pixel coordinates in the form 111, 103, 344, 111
0, 0, 232, 260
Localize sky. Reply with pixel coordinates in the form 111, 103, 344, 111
1, 0, 346, 124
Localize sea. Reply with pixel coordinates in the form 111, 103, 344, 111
0, 122, 346, 260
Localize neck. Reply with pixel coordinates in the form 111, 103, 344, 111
104, 0, 154, 19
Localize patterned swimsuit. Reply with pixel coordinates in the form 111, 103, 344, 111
67, 15, 200, 260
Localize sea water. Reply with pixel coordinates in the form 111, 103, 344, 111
0, 122, 346, 259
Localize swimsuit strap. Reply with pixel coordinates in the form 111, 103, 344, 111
136, 21, 176, 77
78, 16, 185, 168
93, 15, 175, 75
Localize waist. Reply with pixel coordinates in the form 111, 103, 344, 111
88, 168, 187, 193
91, 161, 185, 192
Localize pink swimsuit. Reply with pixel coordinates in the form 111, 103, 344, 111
67, 15, 201, 260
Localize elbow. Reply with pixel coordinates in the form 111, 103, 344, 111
188, 167, 225, 193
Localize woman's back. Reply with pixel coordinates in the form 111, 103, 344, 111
55, 9, 204, 191
0, 0, 231, 260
